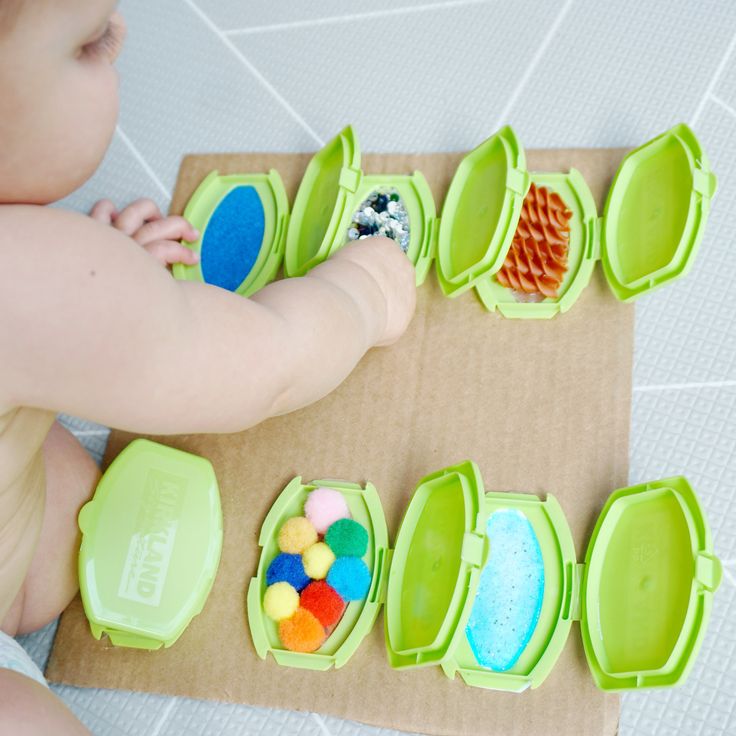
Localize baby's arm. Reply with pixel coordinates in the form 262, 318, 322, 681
0, 205, 415, 433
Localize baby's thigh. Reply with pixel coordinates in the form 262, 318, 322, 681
4, 423, 99, 635
0, 666, 89, 734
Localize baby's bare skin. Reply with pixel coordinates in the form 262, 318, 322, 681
0, 1, 416, 732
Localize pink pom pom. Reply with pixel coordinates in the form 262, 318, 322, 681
305, 487, 350, 535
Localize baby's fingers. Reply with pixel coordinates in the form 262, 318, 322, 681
133, 216, 199, 246
114, 198, 163, 235
143, 240, 199, 268
89, 199, 118, 225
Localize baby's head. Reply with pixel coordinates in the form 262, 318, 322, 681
0, 0, 125, 204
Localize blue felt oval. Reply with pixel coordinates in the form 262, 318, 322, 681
200, 185, 265, 291
466, 509, 545, 671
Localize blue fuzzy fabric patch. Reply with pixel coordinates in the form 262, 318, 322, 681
327, 557, 371, 601
465, 509, 545, 671
266, 553, 310, 592
200, 185, 265, 292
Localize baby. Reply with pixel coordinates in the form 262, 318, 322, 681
0, 1, 415, 732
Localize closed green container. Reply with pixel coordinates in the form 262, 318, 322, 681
78, 439, 223, 650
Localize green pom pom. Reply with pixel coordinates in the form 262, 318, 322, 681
325, 518, 368, 557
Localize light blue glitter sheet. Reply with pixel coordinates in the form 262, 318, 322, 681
466, 509, 545, 672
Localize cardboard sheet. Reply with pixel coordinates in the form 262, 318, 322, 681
47, 147, 633, 736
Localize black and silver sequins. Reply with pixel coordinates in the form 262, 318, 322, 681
347, 188, 410, 253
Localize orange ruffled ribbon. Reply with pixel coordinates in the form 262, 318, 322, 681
496, 183, 572, 299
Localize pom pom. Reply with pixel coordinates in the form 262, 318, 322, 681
266, 553, 310, 591
279, 607, 326, 653
300, 581, 346, 628
302, 542, 335, 580
327, 557, 371, 601
278, 516, 318, 554
325, 518, 368, 557
305, 487, 350, 534
263, 582, 299, 621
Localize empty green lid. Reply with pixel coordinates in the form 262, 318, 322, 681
601, 123, 717, 302
78, 439, 222, 649
385, 460, 488, 669
284, 126, 362, 277
581, 477, 721, 691
436, 126, 530, 297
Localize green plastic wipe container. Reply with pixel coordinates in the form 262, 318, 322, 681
249, 463, 721, 693
78, 439, 223, 650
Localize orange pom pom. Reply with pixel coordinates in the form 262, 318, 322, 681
279, 607, 326, 653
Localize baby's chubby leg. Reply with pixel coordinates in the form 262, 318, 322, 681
0, 669, 90, 735
1, 421, 99, 636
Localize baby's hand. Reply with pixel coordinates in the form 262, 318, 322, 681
329, 236, 416, 346
89, 198, 199, 268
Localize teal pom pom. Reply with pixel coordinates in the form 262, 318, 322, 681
325, 519, 368, 557
327, 557, 371, 601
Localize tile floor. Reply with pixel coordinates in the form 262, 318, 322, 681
16, 0, 736, 733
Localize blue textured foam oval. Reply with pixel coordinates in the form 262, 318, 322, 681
465, 509, 545, 672
200, 185, 265, 291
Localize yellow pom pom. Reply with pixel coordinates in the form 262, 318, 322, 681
278, 516, 318, 554
264, 582, 300, 621
302, 542, 336, 580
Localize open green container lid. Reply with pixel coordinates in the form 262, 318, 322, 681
78, 439, 222, 649
600, 123, 717, 301
580, 477, 721, 691
436, 126, 530, 297
173, 170, 289, 297
385, 461, 489, 668
283, 126, 437, 285
440, 123, 716, 316
284, 126, 362, 278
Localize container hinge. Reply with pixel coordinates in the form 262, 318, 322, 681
695, 552, 722, 593
507, 167, 528, 196
370, 547, 392, 605
587, 217, 602, 261
571, 563, 585, 622
339, 166, 361, 193
693, 167, 718, 199
461, 531, 487, 568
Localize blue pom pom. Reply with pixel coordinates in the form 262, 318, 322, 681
266, 553, 310, 592
326, 557, 371, 601
200, 185, 265, 292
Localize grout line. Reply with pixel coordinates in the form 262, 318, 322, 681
492, 0, 573, 129
711, 94, 736, 121
633, 380, 736, 393
115, 125, 172, 203
722, 567, 736, 589
223, 0, 491, 36
182, 0, 324, 147
311, 712, 333, 736
691, 29, 736, 128
149, 698, 178, 736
